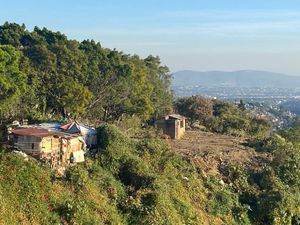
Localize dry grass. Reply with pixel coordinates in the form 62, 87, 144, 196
169, 130, 271, 176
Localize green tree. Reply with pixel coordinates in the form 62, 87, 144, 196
0, 22, 27, 47
59, 79, 92, 118
175, 96, 213, 122
0, 45, 27, 121
144, 55, 173, 118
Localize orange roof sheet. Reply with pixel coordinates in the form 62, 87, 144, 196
60, 121, 75, 130
11, 128, 79, 138
11, 128, 54, 138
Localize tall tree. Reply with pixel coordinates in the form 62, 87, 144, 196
144, 55, 173, 118
0, 45, 27, 121
0, 22, 27, 47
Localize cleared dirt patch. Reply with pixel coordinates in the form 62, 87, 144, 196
169, 130, 271, 176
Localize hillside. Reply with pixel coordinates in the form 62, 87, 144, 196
1, 22, 300, 225
172, 70, 300, 88
0, 125, 250, 225
2, 125, 299, 225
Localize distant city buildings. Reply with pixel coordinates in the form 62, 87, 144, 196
173, 86, 298, 129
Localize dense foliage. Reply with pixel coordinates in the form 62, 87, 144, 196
0, 125, 249, 225
175, 96, 271, 137
0, 45, 27, 121
0, 22, 173, 123
234, 130, 300, 225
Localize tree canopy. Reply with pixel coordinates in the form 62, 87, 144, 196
0, 45, 27, 121
175, 96, 271, 137
0, 22, 173, 123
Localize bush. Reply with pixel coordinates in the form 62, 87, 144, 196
175, 96, 271, 137
174, 96, 213, 122
65, 165, 90, 191
207, 189, 235, 216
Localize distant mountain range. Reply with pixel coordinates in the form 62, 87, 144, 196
172, 70, 300, 88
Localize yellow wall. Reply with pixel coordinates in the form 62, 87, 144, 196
41, 137, 52, 153
177, 119, 186, 139
14, 134, 84, 166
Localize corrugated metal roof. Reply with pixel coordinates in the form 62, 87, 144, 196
11, 128, 54, 138
168, 114, 185, 120
38, 122, 62, 130
60, 121, 96, 134
60, 122, 75, 130
11, 128, 81, 138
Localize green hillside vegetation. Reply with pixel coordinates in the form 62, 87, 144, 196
242, 134, 300, 225
175, 96, 271, 137
0, 22, 300, 225
1, 124, 300, 225
0, 125, 250, 225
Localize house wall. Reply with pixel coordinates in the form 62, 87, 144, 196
41, 137, 53, 153
11, 133, 85, 168
156, 119, 177, 139
68, 138, 83, 152
40, 136, 84, 168
39, 136, 61, 167
79, 126, 97, 146
60, 137, 85, 167
176, 119, 185, 139
60, 138, 71, 167
156, 118, 186, 139
13, 135, 42, 157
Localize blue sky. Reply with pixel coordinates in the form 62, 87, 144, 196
1, 0, 300, 74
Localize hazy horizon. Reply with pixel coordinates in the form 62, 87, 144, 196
2, 0, 300, 75
173, 69, 300, 77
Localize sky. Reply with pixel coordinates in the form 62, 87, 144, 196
1, 0, 300, 75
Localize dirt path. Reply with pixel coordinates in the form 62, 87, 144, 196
169, 130, 271, 176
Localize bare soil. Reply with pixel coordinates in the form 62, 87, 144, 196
169, 130, 271, 176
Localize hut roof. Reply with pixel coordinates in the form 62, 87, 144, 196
167, 114, 186, 120
11, 128, 54, 138
11, 128, 80, 139
60, 121, 96, 134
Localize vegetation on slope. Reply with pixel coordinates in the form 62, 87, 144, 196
175, 96, 271, 137
0, 125, 250, 225
233, 133, 300, 225
1, 123, 300, 225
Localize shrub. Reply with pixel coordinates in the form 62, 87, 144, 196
65, 165, 89, 191
175, 96, 271, 137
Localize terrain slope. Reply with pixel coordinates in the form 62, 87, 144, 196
170, 130, 271, 176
